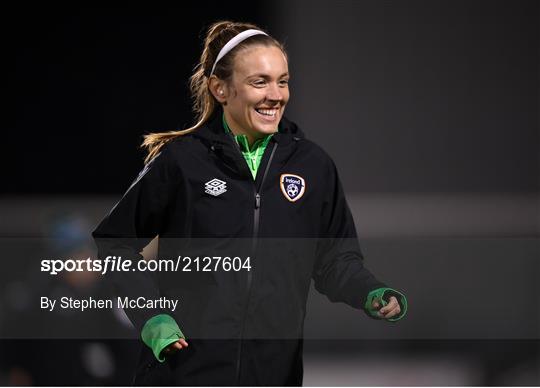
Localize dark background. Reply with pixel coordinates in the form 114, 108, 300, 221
3, 1, 539, 386
6, 2, 539, 194
282, 0, 539, 194
8, 5, 274, 194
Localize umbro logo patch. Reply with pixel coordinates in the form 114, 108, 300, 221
205, 178, 227, 196
280, 174, 306, 202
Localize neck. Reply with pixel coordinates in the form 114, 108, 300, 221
223, 112, 266, 147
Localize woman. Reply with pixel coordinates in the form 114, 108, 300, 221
93, 20, 407, 386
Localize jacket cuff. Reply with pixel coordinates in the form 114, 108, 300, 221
141, 314, 184, 362
364, 287, 408, 322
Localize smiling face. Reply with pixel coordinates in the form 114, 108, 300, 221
220, 45, 290, 143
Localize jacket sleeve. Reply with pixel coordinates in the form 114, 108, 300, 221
91, 144, 184, 333
312, 157, 387, 314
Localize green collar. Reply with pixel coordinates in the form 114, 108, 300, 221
222, 113, 276, 152
222, 113, 275, 179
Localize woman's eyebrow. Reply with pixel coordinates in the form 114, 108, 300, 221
245, 72, 290, 80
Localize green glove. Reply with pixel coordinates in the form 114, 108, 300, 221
141, 314, 185, 362
364, 287, 408, 322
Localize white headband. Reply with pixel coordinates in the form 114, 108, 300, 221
209, 29, 268, 76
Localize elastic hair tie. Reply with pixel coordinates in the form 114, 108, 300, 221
209, 29, 268, 76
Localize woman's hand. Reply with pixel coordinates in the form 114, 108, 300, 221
371, 296, 401, 319
161, 338, 189, 358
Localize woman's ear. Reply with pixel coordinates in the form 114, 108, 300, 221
209, 76, 227, 104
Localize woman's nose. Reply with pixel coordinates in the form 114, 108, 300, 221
266, 83, 283, 101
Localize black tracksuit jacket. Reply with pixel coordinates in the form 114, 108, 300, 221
92, 109, 387, 386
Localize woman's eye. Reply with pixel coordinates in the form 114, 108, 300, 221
279, 79, 289, 86
253, 80, 266, 87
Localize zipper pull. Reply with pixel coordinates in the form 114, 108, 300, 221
255, 193, 261, 209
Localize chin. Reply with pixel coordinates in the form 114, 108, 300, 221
257, 124, 279, 134
253, 118, 282, 134
249, 110, 282, 133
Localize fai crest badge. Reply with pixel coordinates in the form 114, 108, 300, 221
280, 174, 306, 202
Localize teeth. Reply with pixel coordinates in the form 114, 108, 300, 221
256, 108, 277, 116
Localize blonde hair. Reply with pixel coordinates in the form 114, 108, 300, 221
142, 20, 287, 164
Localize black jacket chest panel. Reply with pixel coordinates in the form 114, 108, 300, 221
172, 136, 328, 239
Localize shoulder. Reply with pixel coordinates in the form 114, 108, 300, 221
152, 134, 197, 163
290, 134, 337, 174
281, 116, 336, 168
143, 137, 191, 180
299, 138, 333, 162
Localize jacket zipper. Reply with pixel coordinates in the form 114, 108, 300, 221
235, 141, 278, 384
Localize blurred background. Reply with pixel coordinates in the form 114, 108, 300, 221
3, 1, 539, 385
